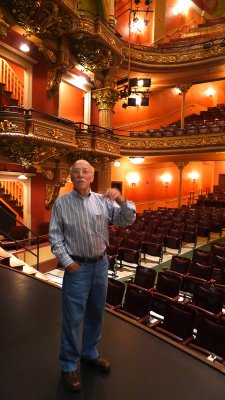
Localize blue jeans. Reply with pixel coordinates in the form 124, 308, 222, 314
59, 255, 108, 372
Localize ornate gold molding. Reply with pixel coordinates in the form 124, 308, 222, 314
41, 161, 69, 209
122, 42, 225, 67
92, 87, 119, 110
120, 133, 225, 154
0, 9, 10, 38
1, 0, 77, 38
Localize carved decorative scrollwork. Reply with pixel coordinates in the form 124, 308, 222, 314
1, 0, 76, 38
3, 140, 61, 167
92, 87, 119, 110
69, 36, 120, 72
0, 9, 10, 38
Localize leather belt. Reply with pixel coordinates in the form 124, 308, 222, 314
70, 254, 105, 264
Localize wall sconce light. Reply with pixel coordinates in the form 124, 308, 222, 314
18, 173, 27, 180
114, 160, 120, 167
126, 172, 140, 186
174, 87, 182, 95
160, 173, 172, 188
129, 157, 145, 164
204, 88, 215, 97
20, 43, 30, 52
172, 0, 191, 15
188, 171, 199, 183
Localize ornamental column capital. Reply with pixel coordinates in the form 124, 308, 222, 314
92, 87, 119, 111
177, 83, 192, 95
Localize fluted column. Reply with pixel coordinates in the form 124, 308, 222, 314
92, 87, 119, 129
174, 161, 188, 208
177, 83, 192, 129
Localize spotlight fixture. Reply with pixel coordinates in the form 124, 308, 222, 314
134, 0, 141, 4
128, 98, 137, 107
145, 0, 152, 5
129, 78, 151, 90
133, 16, 139, 23
117, 77, 151, 107
141, 97, 149, 106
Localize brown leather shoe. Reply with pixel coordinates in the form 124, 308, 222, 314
81, 357, 111, 372
61, 371, 81, 392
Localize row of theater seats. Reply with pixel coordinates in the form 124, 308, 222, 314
0, 221, 49, 251
106, 249, 225, 363
107, 207, 225, 275
131, 105, 225, 138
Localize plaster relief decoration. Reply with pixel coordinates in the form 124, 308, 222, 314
43, 163, 69, 208
4, 140, 61, 168
0, 9, 10, 38
92, 87, 119, 110
70, 37, 116, 72
1, 0, 76, 38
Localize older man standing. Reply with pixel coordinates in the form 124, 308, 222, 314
49, 159, 136, 392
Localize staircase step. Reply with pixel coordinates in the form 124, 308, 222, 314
10, 98, 19, 106
8, 199, 18, 207
1, 193, 11, 200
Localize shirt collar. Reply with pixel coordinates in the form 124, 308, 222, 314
72, 188, 92, 198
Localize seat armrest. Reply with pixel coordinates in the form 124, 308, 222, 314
187, 303, 223, 317
155, 326, 185, 342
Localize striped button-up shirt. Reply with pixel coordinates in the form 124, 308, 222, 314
49, 189, 136, 268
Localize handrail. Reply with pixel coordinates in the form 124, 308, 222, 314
0, 205, 40, 270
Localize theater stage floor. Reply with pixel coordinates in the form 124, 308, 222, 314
0, 266, 225, 400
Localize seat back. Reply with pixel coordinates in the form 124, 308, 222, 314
122, 238, 142, 251
162, 302, 196, 339
212, 254, 225, 270
192, 249, 211, 265
192, 285, 224, 314
123, 284, 152, 317
189, 262, 213, 280
134, 266, 156, 290
119, 247, 140, 265
156, 272, 182, 297
170, 255, 191, 274
193, 314, 225, 359
106, 278, 126, 307
106, 244, 118, 257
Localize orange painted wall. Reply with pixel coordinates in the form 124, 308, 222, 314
113, 82, 225, 130
111, 158, 214, 210
31, 174, 51, 232
59, 82, 84, 122
91, 99, 99, 125
214, 161, 225, 185
115, 1, 152, 44
32, 60, 59, 116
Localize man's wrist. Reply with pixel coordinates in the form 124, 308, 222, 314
117, 197, 127, 206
